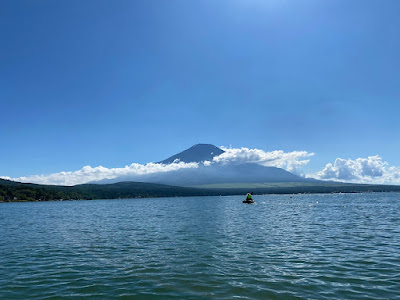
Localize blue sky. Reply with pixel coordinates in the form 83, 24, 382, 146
1, 0, 399, 183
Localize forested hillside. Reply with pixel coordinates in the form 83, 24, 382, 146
2, 178, 400, 202
0, 179, 216, 202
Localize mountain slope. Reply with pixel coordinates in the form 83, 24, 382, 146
125, 163, 311, 186
98, 144, 314, 186
158, 144, 224, 164
97, 162, 313, 186
96, 144, 318, 186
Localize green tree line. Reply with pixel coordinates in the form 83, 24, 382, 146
1, 178, 400, 202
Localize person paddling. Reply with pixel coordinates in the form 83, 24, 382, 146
243, 192, 254, 204
246, 192, 253, 201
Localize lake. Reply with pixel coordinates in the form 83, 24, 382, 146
1, 193, 400, 299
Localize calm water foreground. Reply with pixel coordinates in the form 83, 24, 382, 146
1, 193, 400, 299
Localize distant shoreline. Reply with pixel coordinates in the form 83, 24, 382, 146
0, 186, 400, 203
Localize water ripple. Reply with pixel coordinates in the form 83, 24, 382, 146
1, 193, 400, 299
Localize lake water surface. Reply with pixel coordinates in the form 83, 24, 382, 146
1, 193, 400, 299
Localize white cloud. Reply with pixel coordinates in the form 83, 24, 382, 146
1, 146, 315, 186
310, 155, 400, 184
11, 151, 397, 186
2, 161, 200, 186
215, 147, 314, 174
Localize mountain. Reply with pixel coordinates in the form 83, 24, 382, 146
3, 157, 400, 202
120, 163, 312, 186
97, 144, 315, 186
158, 144, 224, 164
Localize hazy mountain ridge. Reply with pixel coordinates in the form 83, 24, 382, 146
115, 163, 312, 186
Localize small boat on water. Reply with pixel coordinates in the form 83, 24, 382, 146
243, 192, 254, 204
243, 199, 255, 204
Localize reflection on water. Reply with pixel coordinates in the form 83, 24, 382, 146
1, 193, 400, 299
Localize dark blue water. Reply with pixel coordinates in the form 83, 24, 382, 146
1, 193, 400, 299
